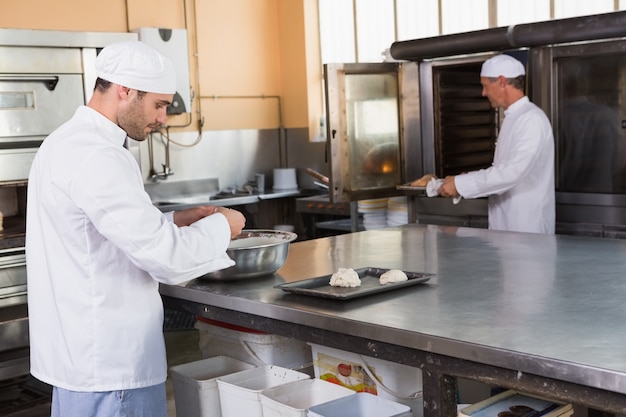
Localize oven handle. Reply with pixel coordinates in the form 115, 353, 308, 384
0, 286, 27, 300
0, 74, 59, 91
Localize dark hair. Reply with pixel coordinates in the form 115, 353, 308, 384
93, 77, 147, 97
507, 76, 525, 90
486, 75, 525, 91
94, 77, 112, 92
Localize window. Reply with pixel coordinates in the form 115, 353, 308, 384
319, 0, 624, 65
396, 0, 439, 41
554, 0, 615, 18
355, 0, 395, 62
498, 0, 550, 26
319, 0, 355, 63
441, 0, 489, 34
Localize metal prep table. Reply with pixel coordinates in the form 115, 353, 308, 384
160, 223, 626, 416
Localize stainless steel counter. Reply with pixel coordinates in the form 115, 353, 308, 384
160, 224, 626, 415
145, 177, 300, 212
153, 190, 300, 212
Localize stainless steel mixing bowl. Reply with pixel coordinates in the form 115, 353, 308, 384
202, 229, 297, 280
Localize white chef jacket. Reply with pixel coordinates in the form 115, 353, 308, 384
26, 106, 235, 392
454, 97, 555, 234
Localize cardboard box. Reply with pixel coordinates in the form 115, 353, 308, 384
309, 343, 422, 416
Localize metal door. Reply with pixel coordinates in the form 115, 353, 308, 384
324, 62, 420, 203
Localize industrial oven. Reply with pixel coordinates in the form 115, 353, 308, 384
308, 11, 626, 236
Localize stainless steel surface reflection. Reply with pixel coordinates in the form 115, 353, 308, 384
161, 224, 626, 394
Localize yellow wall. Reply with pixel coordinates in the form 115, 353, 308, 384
1, 0, 130, 32
0, 0, 321, 134
196, 0, 282, 129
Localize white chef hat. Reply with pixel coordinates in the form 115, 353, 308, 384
95, 40, 177, 95
480, 54, 525, 78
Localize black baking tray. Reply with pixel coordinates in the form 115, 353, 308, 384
396, 183, 426, 191
274, 267, 434, 300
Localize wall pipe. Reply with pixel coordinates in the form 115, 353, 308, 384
390, 10, 626, 61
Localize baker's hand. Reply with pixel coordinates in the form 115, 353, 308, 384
439, 176, 459, 198
173, 206, 216, 227
173, 206, 246, 238
214, 207, 246, 239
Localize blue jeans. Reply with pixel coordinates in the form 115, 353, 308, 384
51, 383, 166, 417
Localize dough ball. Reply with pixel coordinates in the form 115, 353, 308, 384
380, 269, 408, 285
329, 268, 362, 287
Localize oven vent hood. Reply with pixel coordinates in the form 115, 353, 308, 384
390, 11, 626, 61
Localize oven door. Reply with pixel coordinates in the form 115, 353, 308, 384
0, 248, 29, 382
324, 62, 421, 203
0, 73, 84, 142
0, 73, 83, 182
0, 45, 85, 183
532, 39, 626, 230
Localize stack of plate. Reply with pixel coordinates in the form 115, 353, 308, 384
358, 198, 388, 230
387, 196, 409, 226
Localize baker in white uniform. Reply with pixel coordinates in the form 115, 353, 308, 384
438, 54, 555, 234
26, 41, 246, 417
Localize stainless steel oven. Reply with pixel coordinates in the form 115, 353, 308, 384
531, 39, 626, 234
411, 52, 504, 226
390, 12, 626, 235
0, 47, 85, 183
0, 28, 136, 184
0, 248, 28, 380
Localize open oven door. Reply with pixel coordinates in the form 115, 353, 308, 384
324, 62, 421, 203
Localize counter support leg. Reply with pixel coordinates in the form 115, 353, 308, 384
423, 370, 457, 417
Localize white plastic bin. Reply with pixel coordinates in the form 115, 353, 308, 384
307, 392, 412, 417
308, 343, 423, 415
169, 356, 256, 417
196, 318, 312, 368
217, 365, 311, 417
260, 378, 356, 417
458, 390, 574, 417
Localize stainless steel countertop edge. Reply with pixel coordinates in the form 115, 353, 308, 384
154, 190, 300, 212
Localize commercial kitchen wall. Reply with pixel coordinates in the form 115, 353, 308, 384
1, 0, 328, 191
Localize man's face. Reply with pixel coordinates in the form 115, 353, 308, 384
118, 90, 172, 141
480, 76, 505, 109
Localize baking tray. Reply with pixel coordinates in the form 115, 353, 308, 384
396, 183, 426, 191
274, 267, 433, 300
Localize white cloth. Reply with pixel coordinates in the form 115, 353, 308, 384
26, 106, 234, 392
426, 178, 462, 204
454, 97, 555, 234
